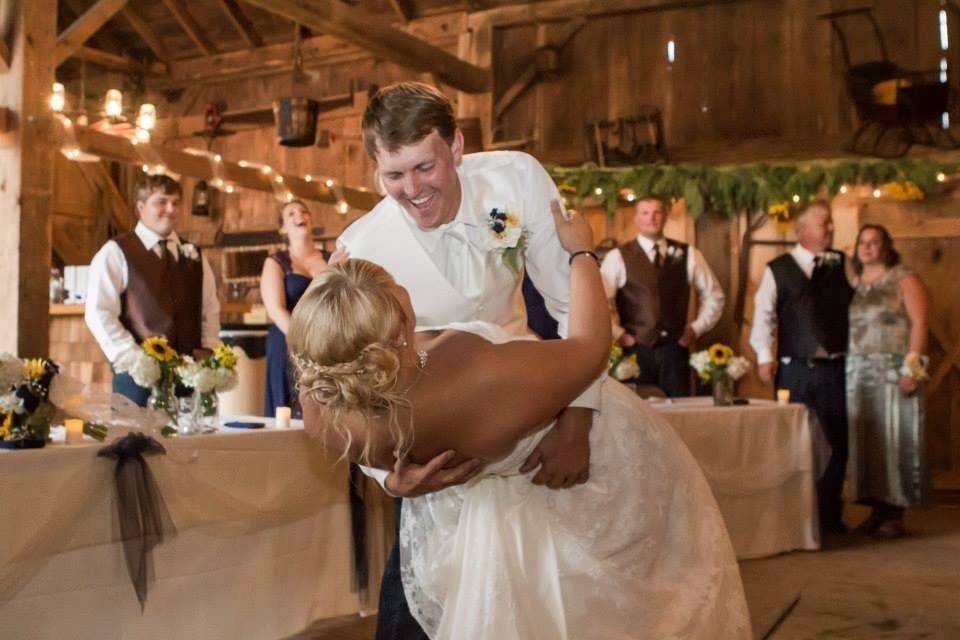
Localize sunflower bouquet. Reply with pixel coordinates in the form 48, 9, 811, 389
689, 343, 750, 383
609, 343, 641, 382
114, 336, 184, 423
177, 342, 239, 430
0, 354, 107, 448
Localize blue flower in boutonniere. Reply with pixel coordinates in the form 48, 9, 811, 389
487, 207, 525, 274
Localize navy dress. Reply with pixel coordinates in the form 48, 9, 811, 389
263, 249, 327, 419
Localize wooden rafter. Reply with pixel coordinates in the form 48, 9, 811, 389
387, 0, 415, 23
121, 5, 170, 61
161, 0, 217, 56
60, 0, 130, 56
0, 41, 9, 73
242, 0, 489, 93
55, 0, 130, 65
71, 45, 167, 76
62, 124, 381, 210
213, 0, 264, 48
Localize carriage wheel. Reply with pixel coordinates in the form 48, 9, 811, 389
871, 124, 912, 158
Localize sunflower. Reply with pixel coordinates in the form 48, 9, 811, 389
22, 358, 48, 380
143, 336, 178, 362
213, 342, 238, 369
708, 343, 733, 367
0, 411, 12, 439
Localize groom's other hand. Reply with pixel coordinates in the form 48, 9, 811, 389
520, 407, 592, 489
385, 450, 484, 497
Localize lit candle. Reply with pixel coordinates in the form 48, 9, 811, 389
275, 406, 291, 429
65, 419, 84, 445
777, 389, 790, 406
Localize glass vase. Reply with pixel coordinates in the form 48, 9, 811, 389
193, 391, 220, 432
148, 383, 177, 428
712, 371, 734, 406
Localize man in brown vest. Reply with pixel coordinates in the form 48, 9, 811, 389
601, 196, 724, 396
85, 175, 221, 406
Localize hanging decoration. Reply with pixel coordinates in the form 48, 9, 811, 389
548, 156, 960, 218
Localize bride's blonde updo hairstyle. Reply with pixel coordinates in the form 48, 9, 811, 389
288, 259, 413, 463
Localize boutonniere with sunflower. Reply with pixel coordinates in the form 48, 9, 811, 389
180, 243, 200, 261
487, 207, 525, 274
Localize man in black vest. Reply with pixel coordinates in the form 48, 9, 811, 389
750, 200, 854, 537
601, 196, 725, 396
85, 175, 221, 406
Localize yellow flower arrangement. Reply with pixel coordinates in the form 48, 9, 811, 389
213, 342, 238, 369
880, 181, 923, 201
0, 411, 12, 439
708, 343, 733, 367
143, 336, 178, 362
766, 202, 790, 218
22, 358, 48, 380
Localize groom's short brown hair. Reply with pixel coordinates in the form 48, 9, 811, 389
362, 82, 457, 158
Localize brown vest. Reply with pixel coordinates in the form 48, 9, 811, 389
114, 232, 204, 355
615, 238, 690, 347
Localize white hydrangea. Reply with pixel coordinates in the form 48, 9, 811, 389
613, 355, 640, 381
178, 360, 237, 394
689, 350, 712, 377
725, 356, 751, 381
0, 391, 23, 414
0, 353, 23, 391
213, 368, 238, 393
114, 348, 162, 388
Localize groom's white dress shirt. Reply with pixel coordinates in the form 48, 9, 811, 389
85, 222, 220, 362
339, 151, 604, 485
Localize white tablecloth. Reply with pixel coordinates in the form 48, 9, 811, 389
0, 417, 393, 640
651, 398, 820, 559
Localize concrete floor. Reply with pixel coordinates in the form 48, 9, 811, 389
293, 502, 960, 639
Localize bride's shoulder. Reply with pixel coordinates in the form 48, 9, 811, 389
428, 320, 519, 344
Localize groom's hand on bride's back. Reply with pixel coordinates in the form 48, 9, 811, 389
384, 450, 484, 498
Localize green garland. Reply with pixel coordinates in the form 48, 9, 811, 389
546, 156, 960, 218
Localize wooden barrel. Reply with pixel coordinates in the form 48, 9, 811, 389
273, 97, 319, 147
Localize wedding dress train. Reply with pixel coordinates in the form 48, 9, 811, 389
400, 322, 752, 640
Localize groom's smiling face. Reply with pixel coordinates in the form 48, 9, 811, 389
376, 129, 464, 230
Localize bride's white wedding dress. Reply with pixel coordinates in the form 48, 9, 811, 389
400, 322, 752, 640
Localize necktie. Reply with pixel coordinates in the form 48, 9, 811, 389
652, 243, 663, 269
158, 239, 170, 269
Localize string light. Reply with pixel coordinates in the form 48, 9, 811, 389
872, 188, 881, 198
62, 117, 72, 128
304, 174, 313, 183
325, 178, 335, 188
791, 194, 800, 203
275, 175, 284, 184
839, 185, 848, 194
238, 160, 249, 168
50, 82, 65, 112
937, 172, 947, 182
285, 192, 294, 202
261, 165, 272, 175
225, 184, 236, 194
594, 187, 603, 196
213, 154, 222, 163
336, 201, 350, 215
141, 164, 150, 173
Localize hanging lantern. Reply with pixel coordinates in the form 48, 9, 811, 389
273, 97, 318, 147
193, 180, 211, 216
137, 103, 157, 131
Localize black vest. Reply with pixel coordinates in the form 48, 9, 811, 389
769, 251, 853, 359
615, 238, 690, 347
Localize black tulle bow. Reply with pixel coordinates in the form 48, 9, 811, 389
98, 433, 176, 611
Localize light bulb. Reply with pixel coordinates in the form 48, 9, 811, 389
594, 187, 603, 196
325, 178, 335, 188
792, 194, 800, 203
50, 82, 66, 112
304, 174, 313, 182
136, 103, 156, 131
336, 200, 350, 215
872, 188, 881, 198
937, 172, 947, 182
104, 89, 123, 118
839, 185, 848, 194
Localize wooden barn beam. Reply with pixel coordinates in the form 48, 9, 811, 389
70, 45, 167, 75
60, 0, 130, 57
161, 0, 217, 56
55, 0, 130, 65
213, 0, 264, 48
121, 5, 170, 61
63, 125, 382, 210
387, 0, 416, 22
0, 41, 9, 72
241, 0, 489, 93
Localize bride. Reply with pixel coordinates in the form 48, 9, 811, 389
289, 205, 751, 639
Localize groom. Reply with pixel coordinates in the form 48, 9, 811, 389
339, 82, 603, 640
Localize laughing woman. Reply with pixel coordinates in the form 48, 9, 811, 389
260, 199, 330, 418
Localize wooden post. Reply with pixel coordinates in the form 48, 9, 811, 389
0, 0, 56, 356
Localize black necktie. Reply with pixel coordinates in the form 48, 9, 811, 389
652, 244, 663, 269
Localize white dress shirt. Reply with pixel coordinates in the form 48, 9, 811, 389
85, 222, 221, 362
600, 235, 725, 340
749, 244, 819, 365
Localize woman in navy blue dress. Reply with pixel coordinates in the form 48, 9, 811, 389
261, 200, 331, 418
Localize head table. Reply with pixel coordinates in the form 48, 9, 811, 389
0, 418, 393, 640
650, 397, 824, 559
